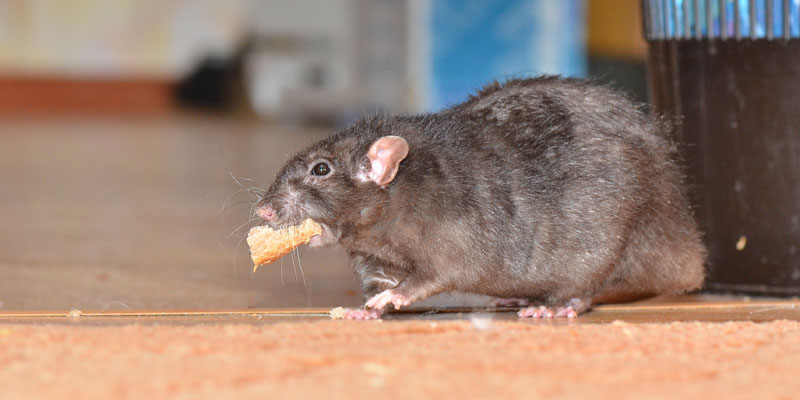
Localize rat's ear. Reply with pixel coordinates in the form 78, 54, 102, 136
367, 135, 409, 187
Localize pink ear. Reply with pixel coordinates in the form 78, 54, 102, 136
367, 136, 409, 187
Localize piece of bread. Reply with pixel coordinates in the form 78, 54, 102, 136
247, 219, 323, 272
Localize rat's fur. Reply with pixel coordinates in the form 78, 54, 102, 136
258, 76, 706, 316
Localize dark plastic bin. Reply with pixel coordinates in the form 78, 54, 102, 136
642, 0, 800, 295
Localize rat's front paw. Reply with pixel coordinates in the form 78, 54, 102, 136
365, 289, 411, 311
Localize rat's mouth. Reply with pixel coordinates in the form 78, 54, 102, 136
308, 223, 337, 247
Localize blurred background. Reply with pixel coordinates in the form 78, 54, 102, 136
0, 0, 648, 117
0, 0, 650, 311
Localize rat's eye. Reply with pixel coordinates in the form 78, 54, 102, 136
311, 162, 330, 176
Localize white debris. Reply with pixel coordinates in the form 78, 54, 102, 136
329, 307, 346, 320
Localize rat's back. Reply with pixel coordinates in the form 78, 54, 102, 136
443, 77, 706, 303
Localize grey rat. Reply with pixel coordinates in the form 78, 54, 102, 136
255, 76, 706, 319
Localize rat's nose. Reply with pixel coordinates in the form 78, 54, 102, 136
256, 204, 276, 221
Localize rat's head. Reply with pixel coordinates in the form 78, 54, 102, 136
255, 125, 409, 247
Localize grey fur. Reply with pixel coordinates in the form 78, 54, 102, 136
258, 76, 706, 314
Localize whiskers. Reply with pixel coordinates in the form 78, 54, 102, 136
220, 171, 265, 281
284, 225, 308, 289
278, 243, 308, 289
222, 171, 263, 217
221, 171, 310, 298
229, 217, 260, 239
293, 247, 308, 289
291, 246, 312, 307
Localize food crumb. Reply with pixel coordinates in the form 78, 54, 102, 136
329, 307, 346, 320
736, 236, 747, 251
67, 309, 83, 318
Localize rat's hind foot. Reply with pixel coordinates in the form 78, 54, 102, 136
341, 308, 383, 320
517, 305, 577, 318
518, 305, 556, 318
365, 289, 411, 311
495, 298, 531, 307
517, 297, 591, 319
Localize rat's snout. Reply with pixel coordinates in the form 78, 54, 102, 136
258, 181, 309, 225
256, 204, 276, 222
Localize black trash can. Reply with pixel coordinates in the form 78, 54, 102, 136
642, 0, 800, 295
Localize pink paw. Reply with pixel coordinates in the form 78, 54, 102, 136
518, 305, 554, 318
342, 308, 382, 320
518, 305, 577, 319
365, 289, 411, 311
554, 306, 578, 318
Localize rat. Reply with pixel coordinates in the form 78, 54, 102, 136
254, 76, 706, 319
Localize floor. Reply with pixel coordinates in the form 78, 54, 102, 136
1, 305, 799, 400
2, 114, 799, 399
0, 114, 361, 311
